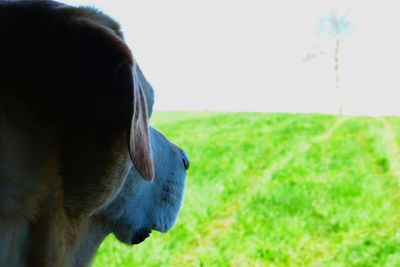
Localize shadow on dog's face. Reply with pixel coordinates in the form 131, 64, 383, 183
98, 66, 189, 245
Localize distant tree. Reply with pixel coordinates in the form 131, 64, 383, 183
304, 10, 354, 115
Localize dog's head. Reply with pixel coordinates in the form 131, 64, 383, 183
0, 2, 189, 264
58, 5, 190, 242
56, 3, 190, 246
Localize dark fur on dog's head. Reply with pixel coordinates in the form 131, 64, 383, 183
0, 0, 154, 218
2, 0, 154, 179
0, 1, 187, 266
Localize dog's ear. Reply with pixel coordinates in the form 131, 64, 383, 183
63, 7, 155, 181
123, 62, 155, 181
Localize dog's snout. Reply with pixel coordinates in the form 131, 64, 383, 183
178, 148, 190, 170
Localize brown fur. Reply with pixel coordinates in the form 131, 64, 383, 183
0, 1, 157, 266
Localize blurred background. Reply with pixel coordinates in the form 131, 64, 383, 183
64, 0, 400, 116
62, 1, 400, 266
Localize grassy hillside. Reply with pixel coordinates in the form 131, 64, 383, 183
93, 112, 400, 267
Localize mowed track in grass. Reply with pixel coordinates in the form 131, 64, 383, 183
93, 112, 400, 267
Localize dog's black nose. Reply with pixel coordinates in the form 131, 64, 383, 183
179, 148, 190, 170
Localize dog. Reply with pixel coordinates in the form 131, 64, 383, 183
0, 1, 189, 266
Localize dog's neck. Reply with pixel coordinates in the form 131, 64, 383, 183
0, 119, 113, 267
0, 203, 112, 267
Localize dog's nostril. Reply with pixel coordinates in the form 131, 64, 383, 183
179, 148, 190, 170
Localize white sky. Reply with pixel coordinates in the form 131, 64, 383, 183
62, 0, 400, 116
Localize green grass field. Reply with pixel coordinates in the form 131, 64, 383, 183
93, 112, 400, 267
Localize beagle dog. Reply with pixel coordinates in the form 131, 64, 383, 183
0, 1, 189, 266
